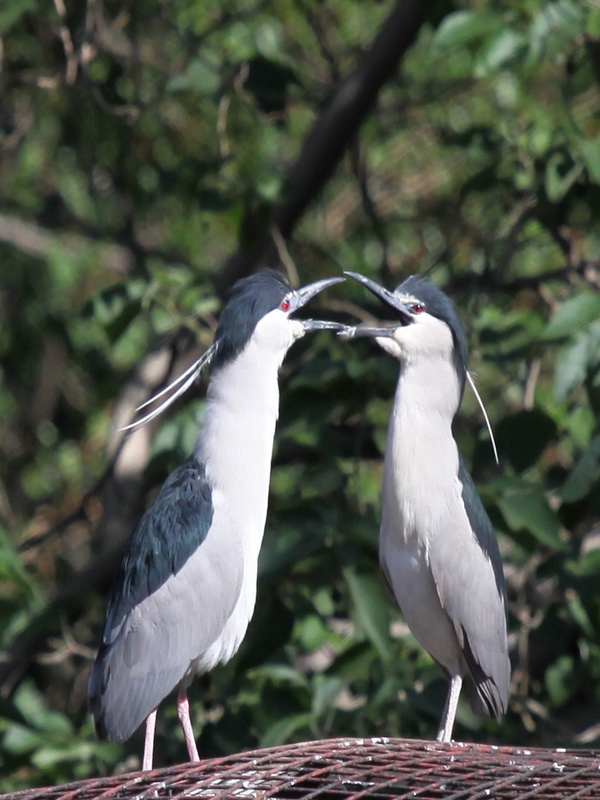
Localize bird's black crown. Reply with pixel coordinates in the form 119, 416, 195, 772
212, 269, 291, 370
398, 275, 469, 382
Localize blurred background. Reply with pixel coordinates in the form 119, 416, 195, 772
1, 0, 600, 790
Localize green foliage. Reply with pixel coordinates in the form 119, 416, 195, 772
1, 0, 600, 790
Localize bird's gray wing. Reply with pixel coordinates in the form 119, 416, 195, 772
88, 455, 244, 742
428, 457, 510, 719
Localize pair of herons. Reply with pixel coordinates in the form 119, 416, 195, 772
88, 269, 510, 769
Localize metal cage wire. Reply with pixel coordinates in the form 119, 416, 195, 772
3, 737, 600, 800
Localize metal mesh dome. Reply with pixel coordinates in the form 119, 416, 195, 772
4, 737, 600, 800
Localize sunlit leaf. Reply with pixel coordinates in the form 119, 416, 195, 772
561, 436, 600, 503
2, 723, 42, 755
343, 568, 391, 663
260, 713, 314, 748
553, 330, 591, 401
474, 29, 526, 77
167, 59, 221, 94
543, 293, 600, 340
432, 10, 504, 50
579, 137, 600, 185
495, 485, 566, 550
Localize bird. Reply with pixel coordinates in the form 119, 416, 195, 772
88, 269, 344, 769
342, 271, 510, 742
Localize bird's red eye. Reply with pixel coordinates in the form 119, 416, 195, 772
281, 299, 291, 312
411, 303, 424, 314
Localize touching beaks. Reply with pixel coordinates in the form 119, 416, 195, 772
343, 271, 412, 325
338, 324, 397, 339
303, 319, 351, 333
120, 275, 345, 432
296, 275, 345, 333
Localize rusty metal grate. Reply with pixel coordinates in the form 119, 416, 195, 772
3, 737, 600, 800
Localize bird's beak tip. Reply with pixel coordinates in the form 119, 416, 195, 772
343, 270, 366, 281
302, 319, 349, 333
341, 324, 396, 340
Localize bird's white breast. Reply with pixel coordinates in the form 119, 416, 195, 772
381, 354, 462, 542
189, 338, 283, 673
379, 354, 466, 673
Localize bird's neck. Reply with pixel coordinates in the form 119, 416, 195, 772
394, 353, 461, 425
194, 340, 283, 555
387, 355, 462, 471
381, 356, 463, 541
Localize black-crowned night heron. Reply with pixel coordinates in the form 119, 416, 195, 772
343, 271, 510, 742
88, 270, 343, 768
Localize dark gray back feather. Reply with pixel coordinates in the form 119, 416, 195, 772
103, 456, 214, 644
88, 455, 224, 742
458, 456, 506, 603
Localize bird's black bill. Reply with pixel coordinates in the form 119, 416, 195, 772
302, 319, 352, 333
296, 276, 345, 308
339, 324, 396, 339
344, 271, 412, 325
295, 276, 345, 333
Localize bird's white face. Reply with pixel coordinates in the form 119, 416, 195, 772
374, 291, 455, 366
241, 275, 344, 363
251, 294, 305, 356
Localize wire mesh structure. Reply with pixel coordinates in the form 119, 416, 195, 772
3, 737, 600, 800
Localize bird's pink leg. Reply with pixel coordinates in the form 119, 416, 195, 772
436, 674, 462, 742
142, 709, 157, 771
177, 687, 200, 762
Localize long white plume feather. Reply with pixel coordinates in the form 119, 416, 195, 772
120, 343, 217, 432
466, 371, 499, 465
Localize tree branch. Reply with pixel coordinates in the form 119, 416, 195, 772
215, 0, 425, 294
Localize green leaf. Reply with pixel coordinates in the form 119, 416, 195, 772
0, 0, 37, 34
31, 740, 100, 769
587, 8, 600, 38
565, 590, 596, 638
545, 153, 584, 202
553, 330, 591, 401
579, 137, 600, 185
2, 723, 42, 755
496, 485, 566, 550
311, 676, 345, 718
474, 29, 526, 77
568, 548, 600, 577
260, 713, 314, 748
561, 436, 600, 503
543, 292, 600, 340
545, 654, 577, 707
343, 568, 391, 662
252, 664, 310, 691
0, 526, 39, 603
167, 59, 220, 94
12, 683, 51, 730
432, 10, 504, 50
478, 308, 545, 358
528, 0, 585, 63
